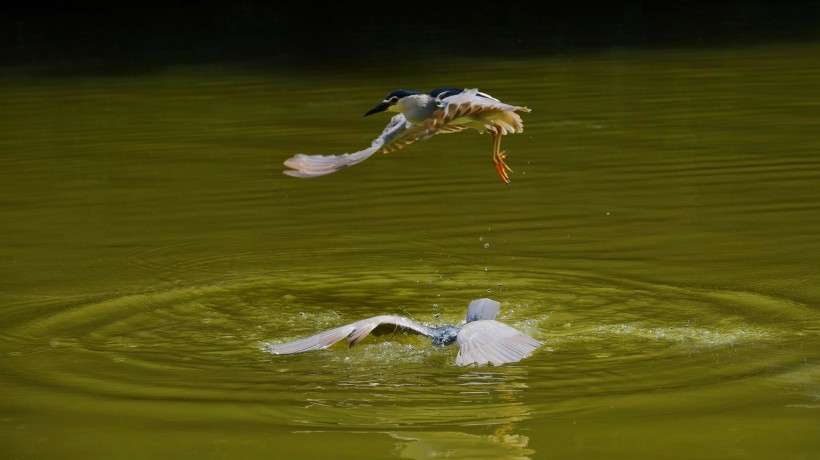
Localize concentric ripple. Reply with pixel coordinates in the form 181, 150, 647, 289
3, 265, 815, 432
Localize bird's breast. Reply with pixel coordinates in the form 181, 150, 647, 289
399, 97, 438, 124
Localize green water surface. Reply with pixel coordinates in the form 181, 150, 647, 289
1, 44, 818, 459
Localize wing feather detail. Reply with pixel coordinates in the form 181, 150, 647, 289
455, 320, 543, 366
427, 88, 530, 137
263, 315, 433, 355
283, 114, 426, 177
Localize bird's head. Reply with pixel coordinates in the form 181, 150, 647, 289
429, 324, 460, 347
364, 89, 424, 116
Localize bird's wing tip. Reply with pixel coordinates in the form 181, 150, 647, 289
465, 298, 501, 322
282, 169, 314, 178
264, 324, 358, 355
281, 147, 379, 178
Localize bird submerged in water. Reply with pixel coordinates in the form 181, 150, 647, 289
283, 88, 531, 183
263, 298, 543, 366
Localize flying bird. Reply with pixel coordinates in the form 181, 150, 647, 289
263, 298, 543, 366
283, 88, 531, 183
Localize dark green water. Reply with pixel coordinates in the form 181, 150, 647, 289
1, 44, 818, 459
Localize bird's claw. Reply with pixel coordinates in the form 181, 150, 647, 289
493, 150, 512, 184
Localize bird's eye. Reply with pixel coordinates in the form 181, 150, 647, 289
389, 96, 399, 104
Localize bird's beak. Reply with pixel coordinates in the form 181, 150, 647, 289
364, 101, 390, 117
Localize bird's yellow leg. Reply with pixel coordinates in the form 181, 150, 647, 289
491, 130, 511, 184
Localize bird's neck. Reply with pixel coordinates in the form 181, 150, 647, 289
396, 94, 437, 124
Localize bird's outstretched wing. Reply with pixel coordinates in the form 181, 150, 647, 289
455, 320, 543, 366
263, 314, 433, 355
380, 88, 531, 155
283, 113, 431, 178
426, 88, 531, 136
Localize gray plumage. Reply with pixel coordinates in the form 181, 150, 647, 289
283, 88, 530, 183
263, 298, 543, 366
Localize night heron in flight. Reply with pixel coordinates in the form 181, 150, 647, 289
283, 88, 531, 183
264, 298, 543, 366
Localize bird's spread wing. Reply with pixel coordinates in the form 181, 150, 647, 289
283, 114, 429, 178
425, 88, 531, 137
264, 315, 433, 355
464, 298, 501, 322
455, 320, 543, 366
380, 124, 466, 153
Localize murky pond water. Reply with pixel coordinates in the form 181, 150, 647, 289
1, 43, 818, 459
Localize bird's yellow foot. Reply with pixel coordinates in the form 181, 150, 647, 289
493, 150, 512, 184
